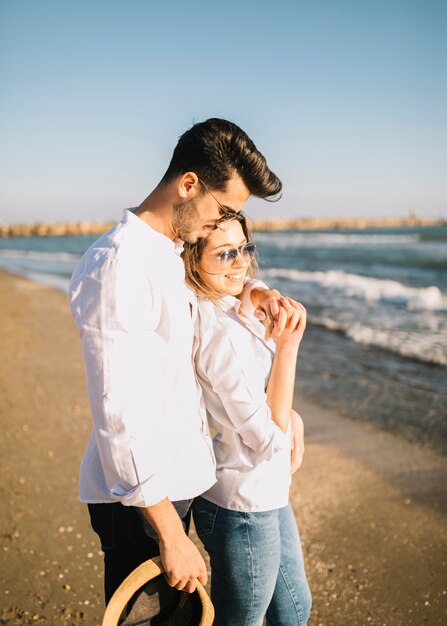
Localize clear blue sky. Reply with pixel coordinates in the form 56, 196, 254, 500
1, 0, 446, 223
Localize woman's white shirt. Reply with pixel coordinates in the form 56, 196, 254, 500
193, 295, 292, 512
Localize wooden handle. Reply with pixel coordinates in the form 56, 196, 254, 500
102, 556, 214, 625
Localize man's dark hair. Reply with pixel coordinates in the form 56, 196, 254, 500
160, 118, 282, 200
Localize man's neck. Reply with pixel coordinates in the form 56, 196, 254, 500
134, 184, 176, 240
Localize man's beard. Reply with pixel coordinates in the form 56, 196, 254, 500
172, 197, 201, 243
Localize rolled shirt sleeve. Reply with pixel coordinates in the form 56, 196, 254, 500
71, 254, 174, 507
197, 330, 289, 461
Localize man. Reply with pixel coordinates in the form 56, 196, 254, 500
70, 118, 302, 604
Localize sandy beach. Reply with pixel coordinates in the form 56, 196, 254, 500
1, 269, 446, 626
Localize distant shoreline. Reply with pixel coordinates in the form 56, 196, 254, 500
1, 216, 445, 237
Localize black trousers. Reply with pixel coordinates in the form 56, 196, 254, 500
88, 502, 191, 604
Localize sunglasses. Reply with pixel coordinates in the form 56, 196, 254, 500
213, 242, 257, 266
197, 178, 243, 232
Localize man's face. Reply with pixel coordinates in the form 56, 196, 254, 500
173, 176, 250, 244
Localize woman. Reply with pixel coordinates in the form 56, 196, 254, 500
182, 214, 312, 626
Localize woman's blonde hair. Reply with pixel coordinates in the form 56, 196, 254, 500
182, 213, 258, 304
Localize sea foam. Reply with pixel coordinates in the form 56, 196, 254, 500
314, 317, 447, 366
261, 268, 447, 311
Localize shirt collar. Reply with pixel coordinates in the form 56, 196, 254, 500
122, 209, 182, 254
219, 294, 242, 314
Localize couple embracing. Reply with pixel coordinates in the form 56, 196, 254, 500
70, 118, 312, 625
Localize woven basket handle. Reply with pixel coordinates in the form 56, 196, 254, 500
102, 556, 214, 626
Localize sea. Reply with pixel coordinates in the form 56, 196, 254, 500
1, 224, 446, 454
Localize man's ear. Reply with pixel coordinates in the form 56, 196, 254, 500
177, 172, 199, 199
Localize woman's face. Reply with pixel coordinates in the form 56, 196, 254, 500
198, 220, 252, 297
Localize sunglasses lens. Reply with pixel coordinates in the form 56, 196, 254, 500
219, 249, 238, 264
242, 243, 256, 258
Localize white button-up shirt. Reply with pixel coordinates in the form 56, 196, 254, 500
70, 209, 216, 508
194, 296, 292, 512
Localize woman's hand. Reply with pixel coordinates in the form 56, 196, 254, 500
252, 290, 307, 341
272, 298, 306, 349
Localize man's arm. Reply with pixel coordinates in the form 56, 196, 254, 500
71, 257, 207, 591
140, 500, 207, 592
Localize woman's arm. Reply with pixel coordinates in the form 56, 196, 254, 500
196, 332, 290, 461
266, 298, 306, 432
290, 409, 305, 473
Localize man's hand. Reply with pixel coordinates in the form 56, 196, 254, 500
251, 288, 304, 340
290, 409, 305, 474
159, 528, 208, 593
139, 499, 207, 593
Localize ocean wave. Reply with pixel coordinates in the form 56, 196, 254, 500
261, 268, 447, 311
254, 231, 420, 248
313, 317, 447, 366
0, 249, 81, 262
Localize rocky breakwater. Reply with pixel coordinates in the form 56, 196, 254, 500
251, 216, 445, 231
1, 216, 445, 237
0, 221, 115, 237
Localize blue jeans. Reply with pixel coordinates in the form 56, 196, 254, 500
193, 497, 312, 626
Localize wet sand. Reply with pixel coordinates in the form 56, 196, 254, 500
0, 269, 446, 625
